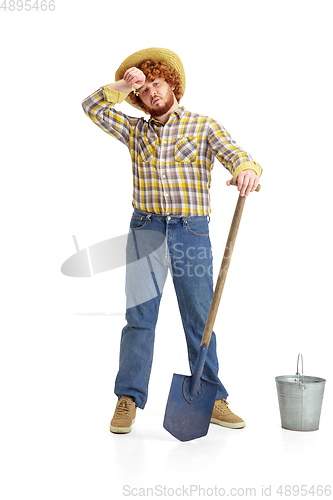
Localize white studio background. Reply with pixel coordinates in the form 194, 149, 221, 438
0, 0, 332, 498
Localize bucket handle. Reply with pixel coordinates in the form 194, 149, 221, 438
296, 353, 305, 390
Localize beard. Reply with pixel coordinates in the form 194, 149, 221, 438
143, 86, 175, 118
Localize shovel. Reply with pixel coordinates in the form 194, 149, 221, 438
163, 179, 260, 441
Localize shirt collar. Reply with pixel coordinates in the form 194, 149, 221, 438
174, 106, 186, 118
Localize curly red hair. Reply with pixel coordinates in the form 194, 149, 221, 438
128, 59, 183, 113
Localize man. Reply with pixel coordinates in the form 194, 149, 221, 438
82, 47, 262, 435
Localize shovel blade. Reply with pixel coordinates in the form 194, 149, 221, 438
163, 373, 218, 442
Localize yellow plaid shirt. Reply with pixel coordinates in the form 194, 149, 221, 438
82, 87, 262, 216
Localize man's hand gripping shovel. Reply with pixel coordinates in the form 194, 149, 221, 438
163, 178, 261, 441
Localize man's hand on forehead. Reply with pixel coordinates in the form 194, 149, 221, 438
123, 67, 146, 90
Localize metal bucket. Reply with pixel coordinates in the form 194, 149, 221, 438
275, 354, 326, 431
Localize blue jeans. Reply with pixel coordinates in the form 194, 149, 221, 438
114, 208, 228, 409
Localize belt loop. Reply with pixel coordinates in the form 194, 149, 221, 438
146, 213, 152, 222
181, 217, 187, 227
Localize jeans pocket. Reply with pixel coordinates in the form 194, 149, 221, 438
130, 216, 148, 230
186, 217, 209, 237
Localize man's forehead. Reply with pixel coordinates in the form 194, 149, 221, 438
140, 77, 165, 88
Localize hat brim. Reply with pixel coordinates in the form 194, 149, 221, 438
115, 47, 186, 111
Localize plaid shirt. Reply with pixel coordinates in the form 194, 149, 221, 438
82, 87, 262, 216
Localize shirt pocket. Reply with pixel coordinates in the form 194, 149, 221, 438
174, 136, 198, 162
137, 137, 157, 162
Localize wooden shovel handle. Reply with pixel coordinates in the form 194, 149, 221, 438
200, 181, 260, 347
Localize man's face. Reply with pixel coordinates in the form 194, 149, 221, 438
138, 78, 176, 118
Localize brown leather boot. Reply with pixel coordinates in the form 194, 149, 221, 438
211, 399, 246, 429
110, 396, 136, 434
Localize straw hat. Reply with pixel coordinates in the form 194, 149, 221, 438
115, 47, 186, 110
